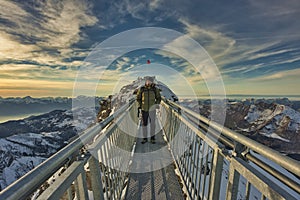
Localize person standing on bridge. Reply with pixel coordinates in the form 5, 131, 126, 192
136, 77, 161, 144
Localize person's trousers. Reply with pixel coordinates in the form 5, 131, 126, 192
141, 110, 156, 140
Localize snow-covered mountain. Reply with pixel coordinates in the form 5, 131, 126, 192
0, 107, 97, 190
245, 102, 300, 140
180, 98, 300, 158
0, 96, 70, 104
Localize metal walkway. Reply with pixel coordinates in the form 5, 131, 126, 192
124, 132, 184, 200
0, 97, 299, 200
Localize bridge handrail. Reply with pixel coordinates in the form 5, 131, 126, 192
162, 97, 300, 199
0, 99, 135, 200
162, 97, 300, 177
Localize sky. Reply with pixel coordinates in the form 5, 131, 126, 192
0, 0, 300, 98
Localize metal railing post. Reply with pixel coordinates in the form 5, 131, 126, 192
99, 146, 110, 200
245, 181, 251, 200
67, 187, 73, 200
208, 148, 224, 200
192, 137, 201, 199
226, 162, 240, 200
89, 155, 105, 200
76, 169, 89, 200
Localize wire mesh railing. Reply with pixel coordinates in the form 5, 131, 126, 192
160, 98, 300, 200
0, 99, 138, 200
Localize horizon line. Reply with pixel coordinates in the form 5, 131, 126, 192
1, 94, 300, 99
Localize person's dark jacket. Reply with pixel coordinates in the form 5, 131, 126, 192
136, 84, 161, 111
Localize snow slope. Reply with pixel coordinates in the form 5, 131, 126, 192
0, 107, 97, 190
180, 98, 300, 144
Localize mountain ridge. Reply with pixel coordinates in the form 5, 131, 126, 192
0, 96, 103, 118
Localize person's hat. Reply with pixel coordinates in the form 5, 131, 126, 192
145, 76, 154, 82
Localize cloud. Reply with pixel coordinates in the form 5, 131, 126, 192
225, 68, 300, 95
0, 63, 77, 81
118, 0, 146, 21
122, 57, 130, 62
37, 0, 98, 49
101, 0, 175, 26
0, 78, 74, 97
0, 31, 39, 63
268, 56, 300, 66
1, 0, 98, 48
160, 1, 300, 85
249, 0, 300, 19
149, 0, 162, 11
0, 0, 98, 65
250, 68, 300, 81
179, 18, 236, 60
152, 29, 225, 86
0, 0, 100, 94
0, 1, 29, 24
177, 18, 298, 76
219, 42, 300, 77
154, 50, 198, 77
246, 48, 298, 61
165, 15, 300, 96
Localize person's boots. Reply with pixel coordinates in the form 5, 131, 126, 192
150, 136, 155, 144
141, 138, 147, 144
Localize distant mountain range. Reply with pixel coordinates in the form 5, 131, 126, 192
0, 96, 71, 116
0, 96, 103, 117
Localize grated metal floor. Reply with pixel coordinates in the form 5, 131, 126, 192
124, 126, 184, 200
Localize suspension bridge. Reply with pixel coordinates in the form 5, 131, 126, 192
0, 97, 299, 200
